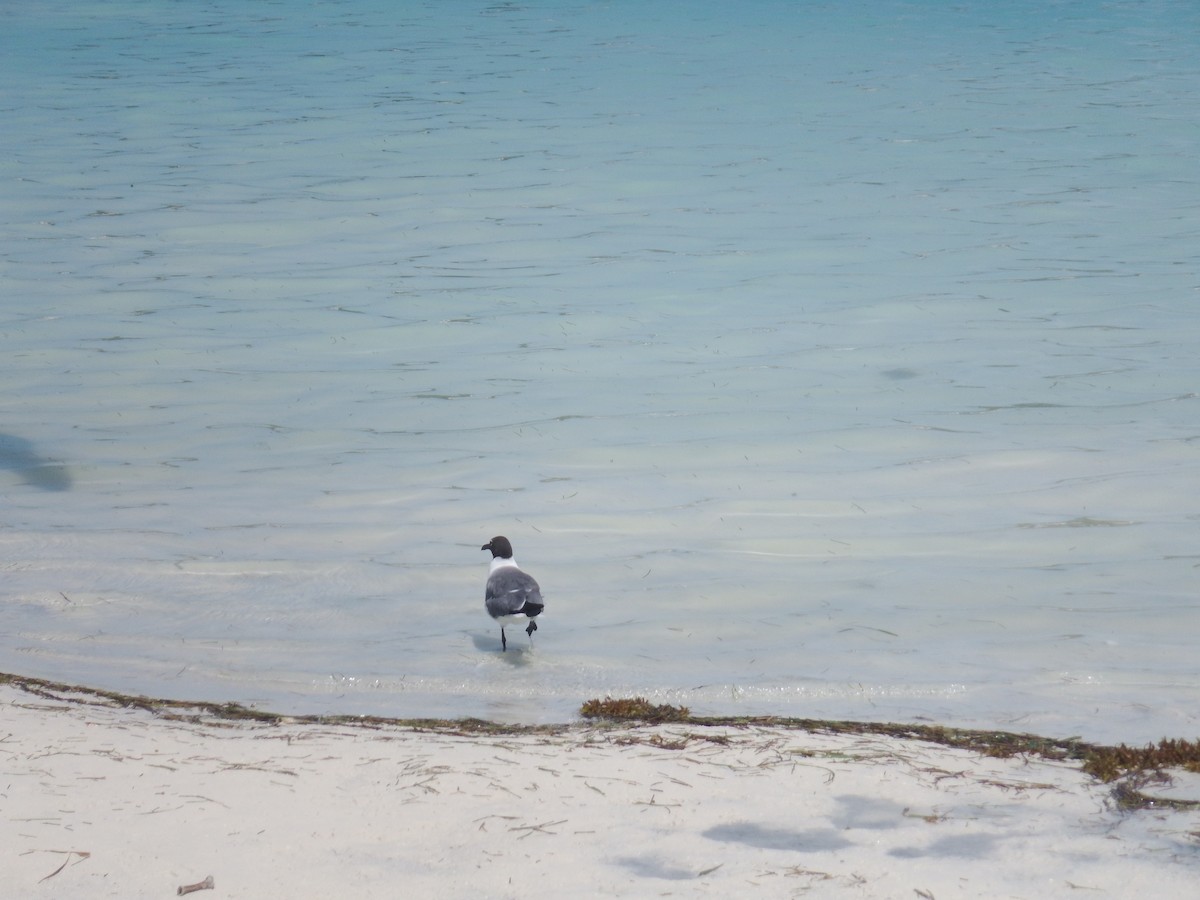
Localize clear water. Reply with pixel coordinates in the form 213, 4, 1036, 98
2, 0, 1197, 744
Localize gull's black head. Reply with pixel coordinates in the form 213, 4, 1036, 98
482, 535, 514, 559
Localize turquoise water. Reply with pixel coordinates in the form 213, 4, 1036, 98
2, 0, 1197, 742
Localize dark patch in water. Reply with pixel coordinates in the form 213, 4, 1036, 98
0, 433, 72, 491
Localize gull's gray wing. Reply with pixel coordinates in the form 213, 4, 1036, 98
485, 568, 543, 619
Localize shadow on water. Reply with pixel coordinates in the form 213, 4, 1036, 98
469, 631, 538, 662
0, 433, 72, 491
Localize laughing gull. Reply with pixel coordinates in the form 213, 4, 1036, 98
481, 535, 544, 651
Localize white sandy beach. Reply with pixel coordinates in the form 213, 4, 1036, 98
3, 682, 1197, 899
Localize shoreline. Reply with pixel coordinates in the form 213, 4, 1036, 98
3, 671, 1195, 786
3, 673, 1198, 898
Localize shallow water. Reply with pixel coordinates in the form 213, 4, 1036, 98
2, 0, 1198, 743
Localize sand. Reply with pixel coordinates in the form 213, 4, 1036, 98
3, 681, 1197, 899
